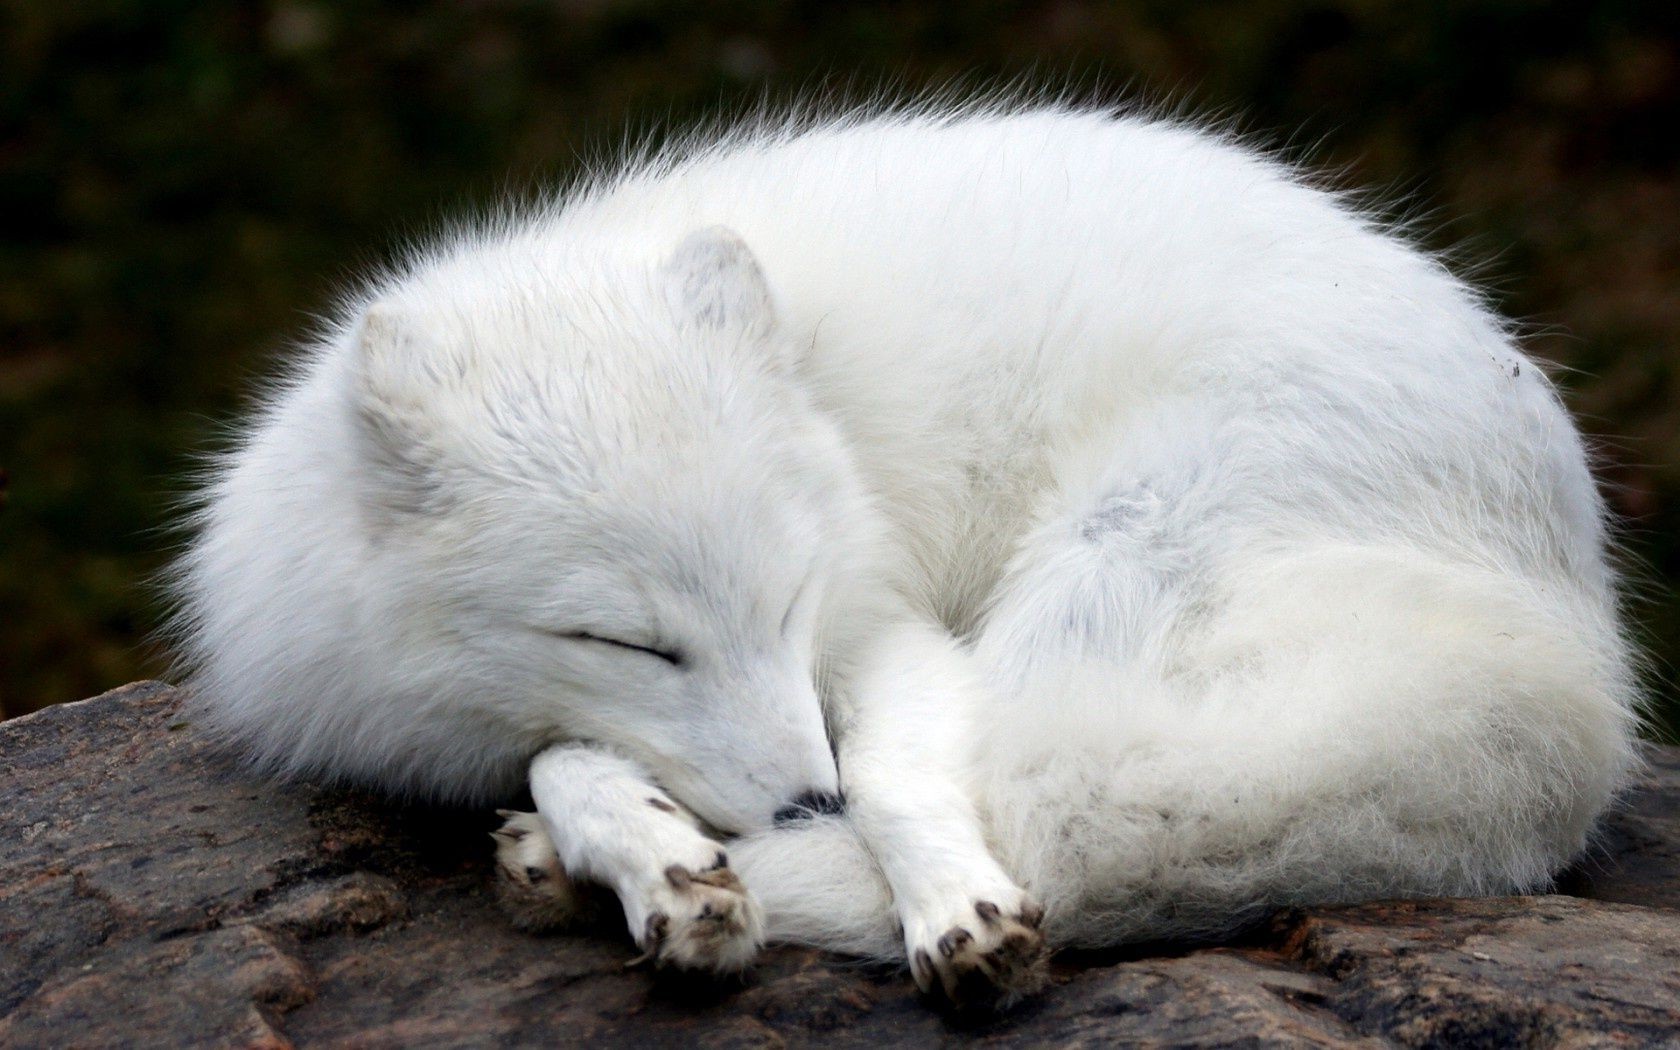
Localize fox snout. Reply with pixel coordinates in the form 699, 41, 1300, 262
672, 745, 840, 835
644, 664, 842, 836
774, 788, 846, 824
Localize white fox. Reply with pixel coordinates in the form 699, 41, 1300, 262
174, 102, 1640, 1008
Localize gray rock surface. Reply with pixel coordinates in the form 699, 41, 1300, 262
2, 681, 1677, 1047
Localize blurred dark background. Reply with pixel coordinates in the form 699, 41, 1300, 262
1, 1, 1675, 736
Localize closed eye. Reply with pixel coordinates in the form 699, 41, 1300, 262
781, 569, 816, 638
558, 631, 685, 668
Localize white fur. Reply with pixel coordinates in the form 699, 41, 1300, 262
172, 101, 1640, 997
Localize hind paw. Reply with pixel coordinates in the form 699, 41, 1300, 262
630, 857, 764, 975
907, 894, 1049, 1010
491, 809, 583, 931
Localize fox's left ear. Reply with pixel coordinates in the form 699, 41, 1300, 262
349, 302, 453, 519
662, 227, 776, 340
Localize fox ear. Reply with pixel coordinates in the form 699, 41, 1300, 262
350, 302, 449, 517
355, 302, 411, 389
662, 227, 776, 338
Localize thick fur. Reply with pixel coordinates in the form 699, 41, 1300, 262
171, 101, 1640, 994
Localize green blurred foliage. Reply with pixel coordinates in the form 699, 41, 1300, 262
1, 1, 1676, 734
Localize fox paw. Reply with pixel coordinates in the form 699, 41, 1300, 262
630, 858, 764, 975
491, 809, 583, 931
908, 896, 1049, 1011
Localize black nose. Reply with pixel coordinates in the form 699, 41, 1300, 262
774, 789, 846, 824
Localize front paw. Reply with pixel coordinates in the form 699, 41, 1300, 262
631, 856, 764, 975
907, 894, 1049, 1011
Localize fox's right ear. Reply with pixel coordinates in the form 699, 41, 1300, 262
662, 227, 776, 340
350, 303, 449, 517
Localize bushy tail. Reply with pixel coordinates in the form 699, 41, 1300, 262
729, 814, 900, 959
736, 545, 1639, 957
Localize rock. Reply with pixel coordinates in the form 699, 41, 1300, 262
1277, 897, 1680, 1046
2, 681, 1677, 1047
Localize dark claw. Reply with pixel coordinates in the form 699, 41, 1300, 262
974, 900, 1001, 924
937, 927, 972, 959
1020, 901, 1045, 929
645, 910, 670, 946
664, 864, 692, 889
913, 948, 936, 988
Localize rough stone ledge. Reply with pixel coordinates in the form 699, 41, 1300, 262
2, 681, 1676, 1047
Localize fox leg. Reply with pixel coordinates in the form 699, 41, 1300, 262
839, 620, 1049, 1009
492, 743, 763, 974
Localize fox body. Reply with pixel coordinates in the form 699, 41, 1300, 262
175, 104, 1639, 1005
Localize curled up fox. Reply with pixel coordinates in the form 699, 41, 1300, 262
172, 99, 1641, 1008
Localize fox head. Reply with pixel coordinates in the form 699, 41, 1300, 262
346, 227, 868, 833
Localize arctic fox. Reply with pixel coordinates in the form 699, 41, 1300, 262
174, 102, 1640, 1007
